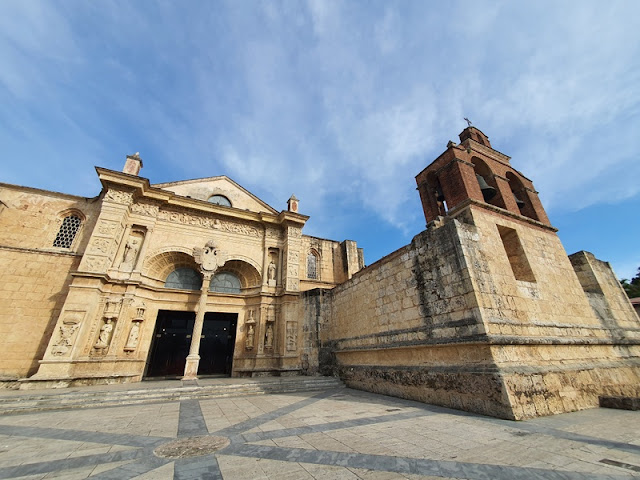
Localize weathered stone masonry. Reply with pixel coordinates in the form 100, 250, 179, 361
303, 127, 640, 420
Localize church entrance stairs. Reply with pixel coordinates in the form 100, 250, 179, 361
0, 376, 344, 415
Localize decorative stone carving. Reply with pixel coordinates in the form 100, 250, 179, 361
90, 238, 112, 255
104, 189, 134, 205
124, 301, 145, 352
268, 260, 277, 287
245, 324, 255, 350
131, 202, 160, 217
50, 313, 83, 356
265, 324, 274, 349
193, 240, 226, 273
125, 321, 141, 350
97, 221, 119, 236
120, 233, 143, 270
84, 256, 107, 272
286, 322, 297, 351
95, 318, 114, 348
157, 209, 262, 237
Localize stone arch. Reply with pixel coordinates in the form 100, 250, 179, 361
215, 259, 261, 290
506, 171, 539, 221
52, 208, 86, 249
307, 249, 320, 280
471, 157, 505, 209
143, 249, 200, 283
426, 171, 447, 216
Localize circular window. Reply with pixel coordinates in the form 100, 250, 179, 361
208, 195, 232, 207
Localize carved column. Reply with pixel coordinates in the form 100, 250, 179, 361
183, 239, 226, 380
183, 272, 212, 380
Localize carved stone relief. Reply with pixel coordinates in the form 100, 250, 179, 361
50, 312, 84, 356
89, 237, 112, 255
131, 202, 160, 217
104, 189, 134, 205
193, 240, 226, 273
157, 209, 263, 237
84, 256, 107, 272
97, 221, 119, 236
286, 322, 297, 351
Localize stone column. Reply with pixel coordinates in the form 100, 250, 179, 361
183, 239, 226, 380
183, 272, 212, 380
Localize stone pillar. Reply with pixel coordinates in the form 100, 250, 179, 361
183, 272, 212, 380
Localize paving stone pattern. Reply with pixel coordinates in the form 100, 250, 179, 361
0, 387, 639, 479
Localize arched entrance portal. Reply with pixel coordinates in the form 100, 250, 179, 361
146, 310, 237, 378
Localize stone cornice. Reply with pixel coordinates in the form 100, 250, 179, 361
96, 167, 309, 228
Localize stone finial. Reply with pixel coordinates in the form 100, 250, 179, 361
287, 194, 299, 213
123, 152, 143, 176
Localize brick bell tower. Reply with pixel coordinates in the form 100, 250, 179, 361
415, 126, 550, 227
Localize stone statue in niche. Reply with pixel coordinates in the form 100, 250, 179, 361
268, 260, 277, 286
265, 324, 274, 349
245, 324, 255, 350
125, 321, 140, 349
120, 235, 142, 270
95, 319, 114, 348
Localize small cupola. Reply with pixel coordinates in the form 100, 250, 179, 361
459, 126, 491, 148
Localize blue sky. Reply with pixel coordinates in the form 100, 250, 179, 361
1, 1, 639, 280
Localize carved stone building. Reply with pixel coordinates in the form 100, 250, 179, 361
0, 154, 363, 386
1, 127, 638, 420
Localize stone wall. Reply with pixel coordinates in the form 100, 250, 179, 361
306, 206, 640, 420
0, 184, 100, 379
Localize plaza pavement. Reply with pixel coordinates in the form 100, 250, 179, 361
0, 383, 639, 479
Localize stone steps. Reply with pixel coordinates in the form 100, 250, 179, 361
0, 376, 344, 415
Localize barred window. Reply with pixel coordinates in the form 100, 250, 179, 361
307, 252, 318, 280
53, 215, 82, 248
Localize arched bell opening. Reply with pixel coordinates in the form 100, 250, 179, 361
471, 158, 506, 209
506, 172, 539, 221
426, 171, 447, 216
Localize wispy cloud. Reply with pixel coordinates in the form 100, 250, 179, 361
0, 0, 638, 263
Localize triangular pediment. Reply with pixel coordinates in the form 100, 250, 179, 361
153, 176, 278, 214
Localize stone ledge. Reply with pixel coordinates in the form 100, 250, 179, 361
599, 396, 640, 411
17, 374, 140, 390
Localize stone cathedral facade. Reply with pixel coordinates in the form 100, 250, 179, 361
1, 126, 638, 420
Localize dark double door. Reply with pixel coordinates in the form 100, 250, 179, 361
146, 310, 237, 378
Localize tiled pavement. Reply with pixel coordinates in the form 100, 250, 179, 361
0, 386, 639, 479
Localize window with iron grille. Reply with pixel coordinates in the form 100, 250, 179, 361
52, 215, 82, 248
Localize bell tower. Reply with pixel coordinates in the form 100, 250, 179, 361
415, 126, 550, 227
